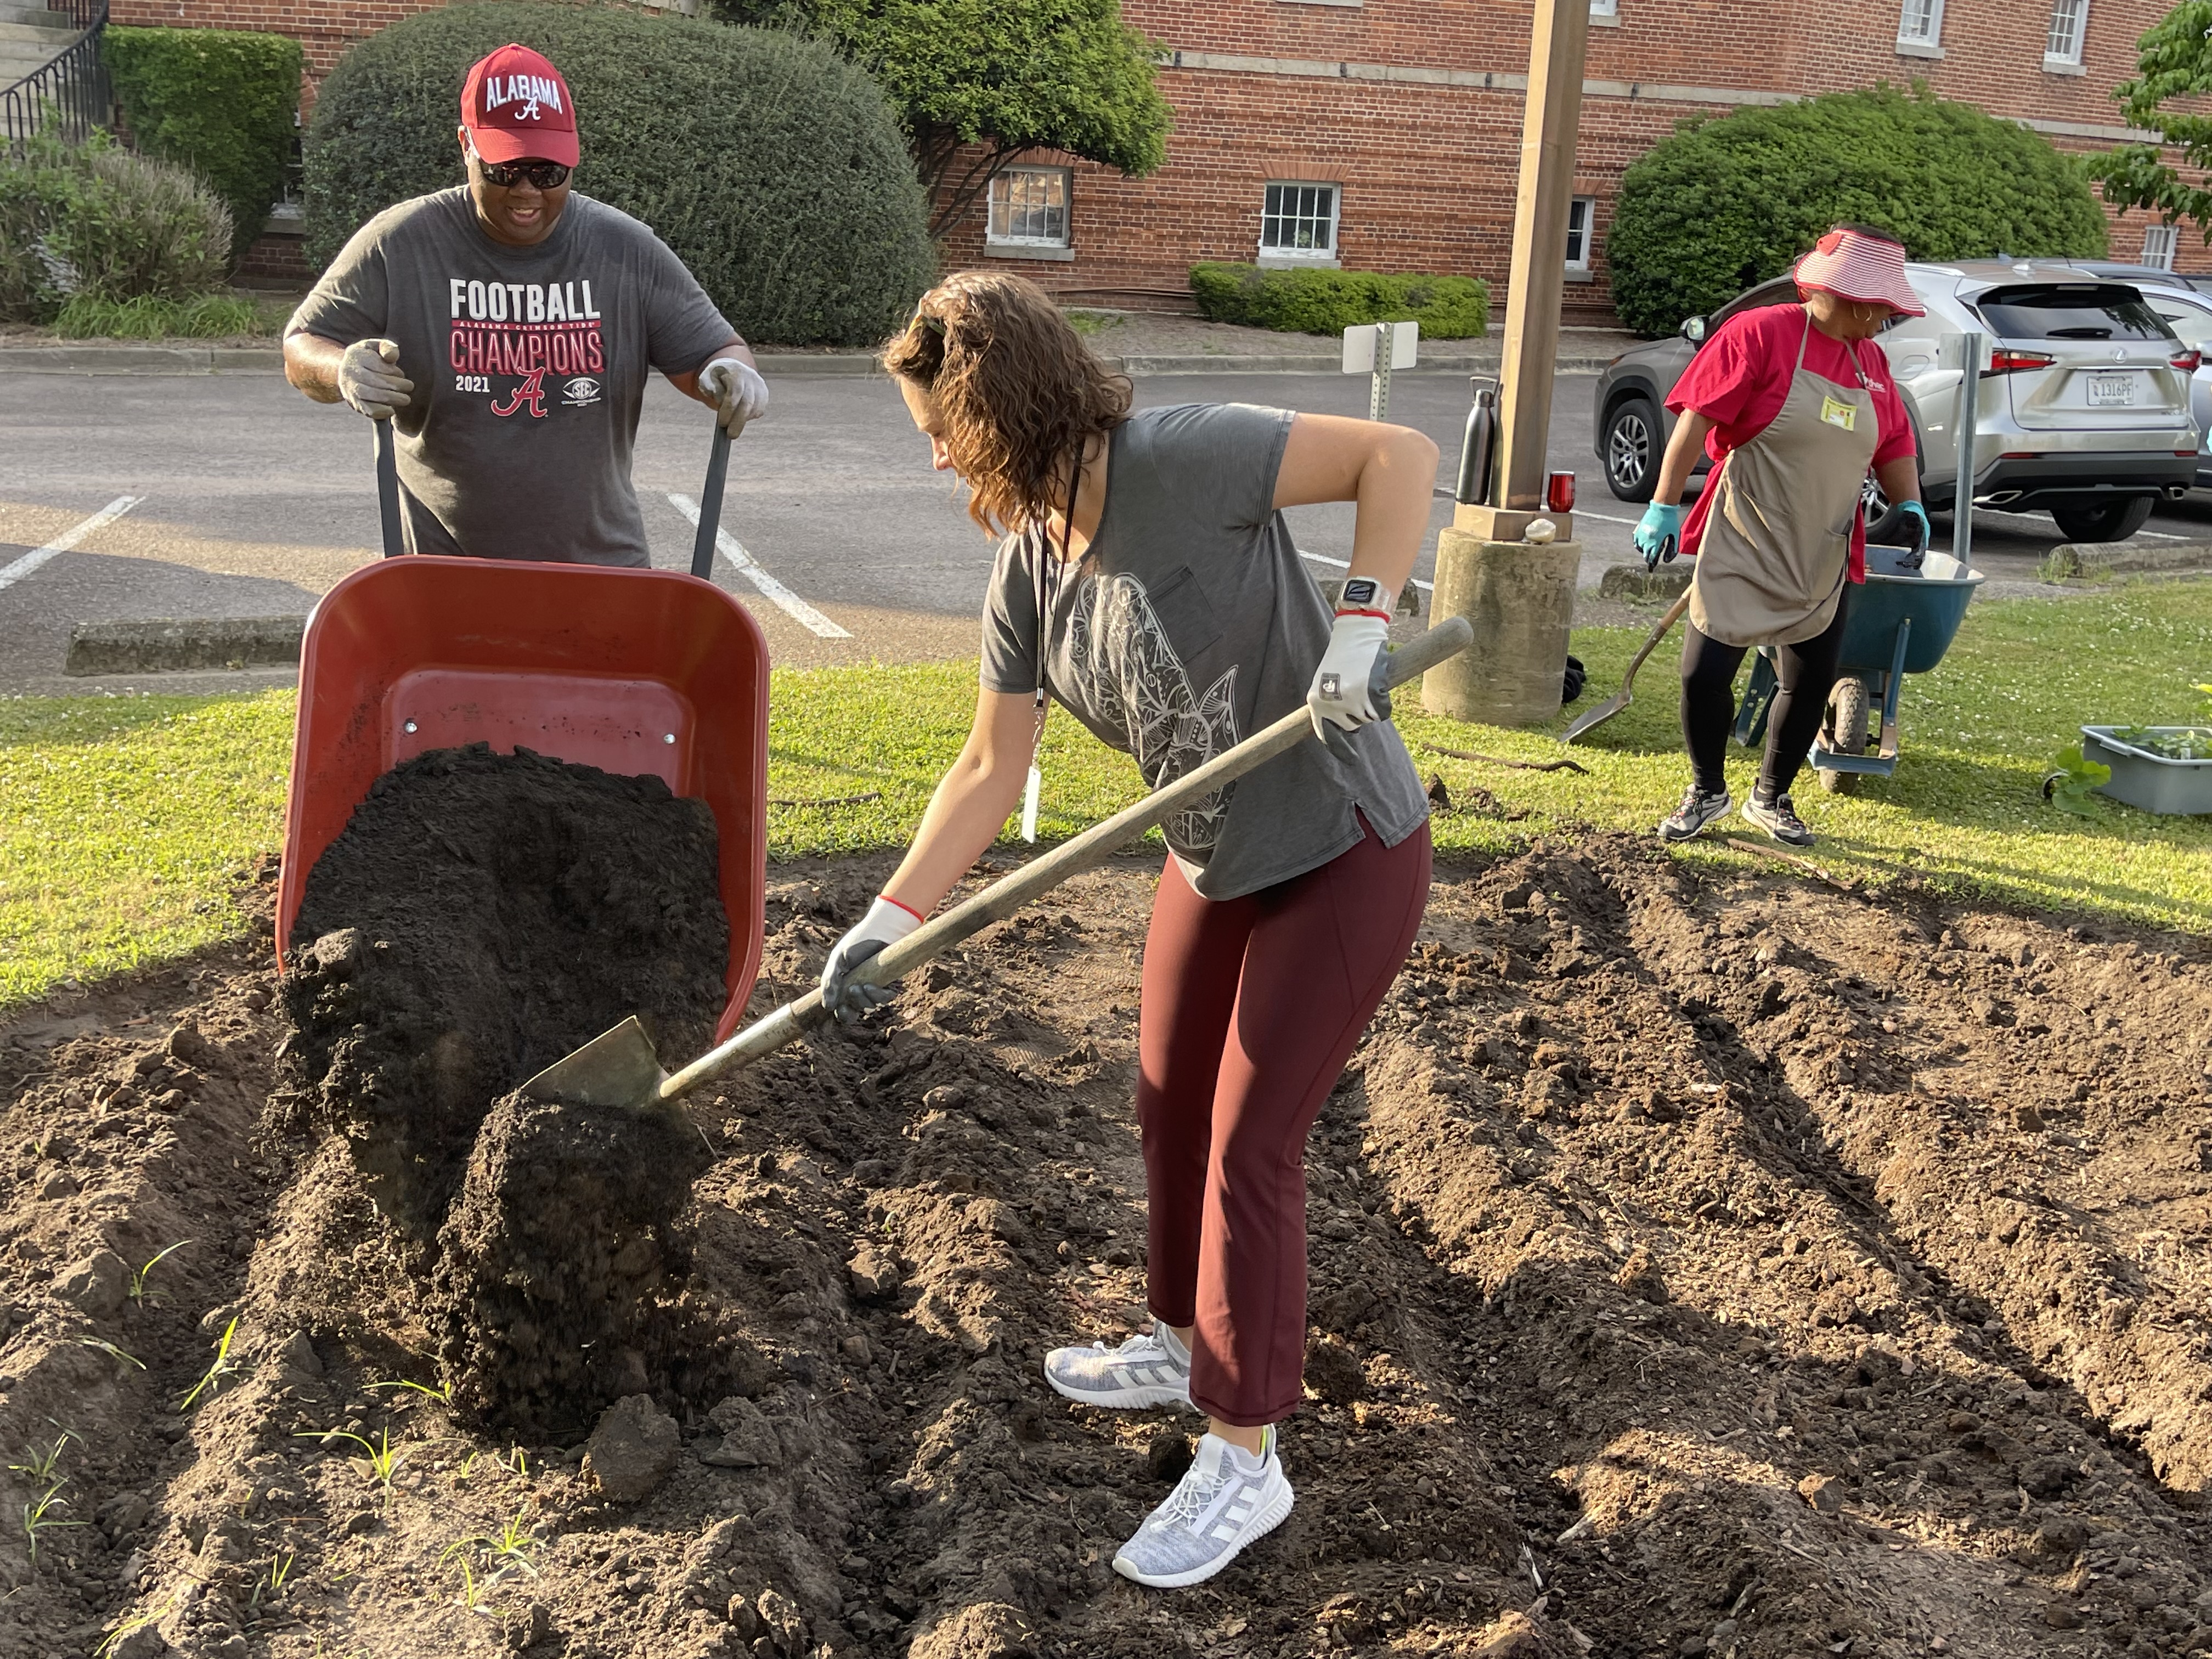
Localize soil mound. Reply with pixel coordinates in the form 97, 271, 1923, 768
430, 1090, 723, 1439
281, 743, 730, 1239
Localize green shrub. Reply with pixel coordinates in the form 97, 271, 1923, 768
305, 4, 934, 346
1609, 84, 2109, 338
1188, 263, 1489, 338
103, 26, 302, 264
0, 133, 232, 324
53, 292, 266, 338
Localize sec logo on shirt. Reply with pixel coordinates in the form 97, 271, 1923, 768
563, 376, 602, 407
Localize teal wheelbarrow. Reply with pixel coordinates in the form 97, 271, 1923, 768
1732, 546, 1985, 794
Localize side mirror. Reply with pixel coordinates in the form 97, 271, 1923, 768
1681, 315, 1708, 345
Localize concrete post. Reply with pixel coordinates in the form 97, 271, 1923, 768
1423, 535, 1581, 726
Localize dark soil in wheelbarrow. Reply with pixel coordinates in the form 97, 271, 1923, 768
2, 826, 2211, 1659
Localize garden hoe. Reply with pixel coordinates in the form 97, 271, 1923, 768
1561, 590, 1691, 744
522, 616, 1475, 1114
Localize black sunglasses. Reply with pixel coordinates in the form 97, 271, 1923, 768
471, 148, 570, 190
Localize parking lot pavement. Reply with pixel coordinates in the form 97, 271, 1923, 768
4, 364, 2205, 697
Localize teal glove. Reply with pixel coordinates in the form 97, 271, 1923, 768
1895, 499, 1931, 569
1635, 500, 1684, 570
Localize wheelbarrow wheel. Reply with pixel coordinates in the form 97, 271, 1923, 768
1820, 678, 1869, 794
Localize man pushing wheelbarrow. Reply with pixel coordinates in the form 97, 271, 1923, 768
1633, 225, 1933, 849
282, 42, 769, 564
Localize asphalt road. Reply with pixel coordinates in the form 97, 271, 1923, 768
4, 363, 2208, 695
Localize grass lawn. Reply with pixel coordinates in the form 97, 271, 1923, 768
4, 578, 2209, 1012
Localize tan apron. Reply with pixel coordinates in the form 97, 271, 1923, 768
1690, 309, 1879, 648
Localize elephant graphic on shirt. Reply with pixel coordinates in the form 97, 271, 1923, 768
1066, 572, 1240, 851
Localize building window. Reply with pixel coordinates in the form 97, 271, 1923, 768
1589, 0, 1619, 21
987, 167, 1070, 250
2143, 223, 2179, 271
2045, 0, 2086, 67
1260, 182, 1339, 261
1565, 197, 1596, 272
1897, 0, 1944, 51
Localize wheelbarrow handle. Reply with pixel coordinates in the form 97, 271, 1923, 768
373, 419, 407, 559
691, 423, 732, 580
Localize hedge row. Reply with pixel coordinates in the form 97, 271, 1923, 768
0, 134, 232, 324
1609, 84, 2109, 337
103, 25, 302, 264
304, 4, 934, 347
1189, 262, 1489, 338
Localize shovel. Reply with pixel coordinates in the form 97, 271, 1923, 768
1560, 589, 1690, 744
522, 614, 1475, 1112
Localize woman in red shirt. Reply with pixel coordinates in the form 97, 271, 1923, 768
1633, 225, 1930, 847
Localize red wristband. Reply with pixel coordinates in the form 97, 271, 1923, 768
1334, 608, 1392, 622
880, 894, 925, 923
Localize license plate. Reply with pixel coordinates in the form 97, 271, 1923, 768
2087, 372, 2138, 407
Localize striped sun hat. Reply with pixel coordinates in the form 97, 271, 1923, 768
1792, 226, 1924, 317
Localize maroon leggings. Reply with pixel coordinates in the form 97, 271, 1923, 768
1137, 814, 1431, 1426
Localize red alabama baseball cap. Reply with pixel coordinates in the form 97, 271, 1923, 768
461, 43, 579, 167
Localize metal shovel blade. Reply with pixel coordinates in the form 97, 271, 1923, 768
1561, 683, 1634, 744
1561, 589, 1690, 745
520, 1015, 670, 1110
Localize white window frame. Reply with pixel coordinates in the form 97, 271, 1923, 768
985, 166, 1073, 262
1565, 196, 1596, 276
1896, 0, 1944, 57
2142, 223, 2179, 272
1258, 181, 1341, 268
1589, 0, 1620, 25
2045, 0, 2087, 70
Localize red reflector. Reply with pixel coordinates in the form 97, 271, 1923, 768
2175, 351, 2203, 371
1984, 349, 2057, 374
1999, 452, 2044, 459
2180, 450, 2198, 458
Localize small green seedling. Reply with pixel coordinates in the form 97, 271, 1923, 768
95, 1594, 176, 1659
367, 1376, 454, 1407
180, 1317, 242, 1412
2042, 744, 2111, 816
80, 1338, 145, 1372
247, 1552, 295, 1613
127, 1242, 189, 1308
295, 1428, 405, 1499
21, 1486, 82, 1568
8, 1431, 75, 1487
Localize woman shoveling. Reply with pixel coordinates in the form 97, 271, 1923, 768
817, 272, 1435, 1588
1635, 224, 1931, 847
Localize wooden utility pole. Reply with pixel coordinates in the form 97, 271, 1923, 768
1424, 0, 1590, 726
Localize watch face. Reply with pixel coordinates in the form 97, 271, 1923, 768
1341, 578, 1381, 608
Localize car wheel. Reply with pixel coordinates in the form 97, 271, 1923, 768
2049, 496, 2156, 544
1604, 398, 1662, 503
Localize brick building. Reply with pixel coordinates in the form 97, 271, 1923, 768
106, 0, 2199, 320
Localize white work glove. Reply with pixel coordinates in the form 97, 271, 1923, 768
1307, 583, 1395, 763
337, 338, 413, 419
820, 894, 922, 1023
699, 358, 770, 437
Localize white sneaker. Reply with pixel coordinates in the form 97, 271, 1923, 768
1043, 1325, 1193, 1410
1113, 1428, 1294, 1588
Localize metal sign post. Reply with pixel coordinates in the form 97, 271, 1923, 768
1951, 331, 1983, 566
1342, 320, 1418, 421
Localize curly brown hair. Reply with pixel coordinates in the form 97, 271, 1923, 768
882, 271, 1132, 536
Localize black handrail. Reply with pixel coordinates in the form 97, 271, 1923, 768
1, 0, 110, 148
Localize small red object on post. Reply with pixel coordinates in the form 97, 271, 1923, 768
1546, 471, 1577, 514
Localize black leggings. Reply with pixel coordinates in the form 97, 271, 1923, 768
1680, 589, 1850, 799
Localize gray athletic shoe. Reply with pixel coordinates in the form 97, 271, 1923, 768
1043, 1327, 1193, 1410
1113, 1429, 1295, 1588
1658, 785, 1733, 842
1742, 790, 1814, 847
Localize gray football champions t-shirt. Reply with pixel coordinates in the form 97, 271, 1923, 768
981, 402, 1429, 902
291, 188, 733, 565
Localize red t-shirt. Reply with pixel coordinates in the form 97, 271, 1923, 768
1664, 304, 1916, 580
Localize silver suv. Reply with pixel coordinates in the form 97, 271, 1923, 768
1593, 261, 2200, 544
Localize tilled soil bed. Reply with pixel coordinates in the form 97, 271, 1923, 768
1, 831, 2209, 1659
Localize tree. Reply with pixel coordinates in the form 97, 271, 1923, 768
2088, 0, 2212, 249
715, 0, 1171, 238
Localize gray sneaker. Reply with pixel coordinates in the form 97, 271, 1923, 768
1658, 785, 1732, 842
1043, 1327, 1193, 1410
1113, 1429, 1295, 1588
1742, 790, 1814, 847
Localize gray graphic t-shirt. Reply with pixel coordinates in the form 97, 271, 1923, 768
981, 402, 1428, 901
291, 188, 733, 565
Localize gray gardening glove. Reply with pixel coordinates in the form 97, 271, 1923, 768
699, 358, 770, 437
337, 338, 414, 420
820, 895, 922, 1023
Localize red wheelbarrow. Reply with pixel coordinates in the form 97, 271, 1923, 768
275, 421, 771, 1043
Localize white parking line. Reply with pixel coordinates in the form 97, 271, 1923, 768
1299, 549, 1434, 592
0, 495, 144, 591
666, 494, 852, 640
